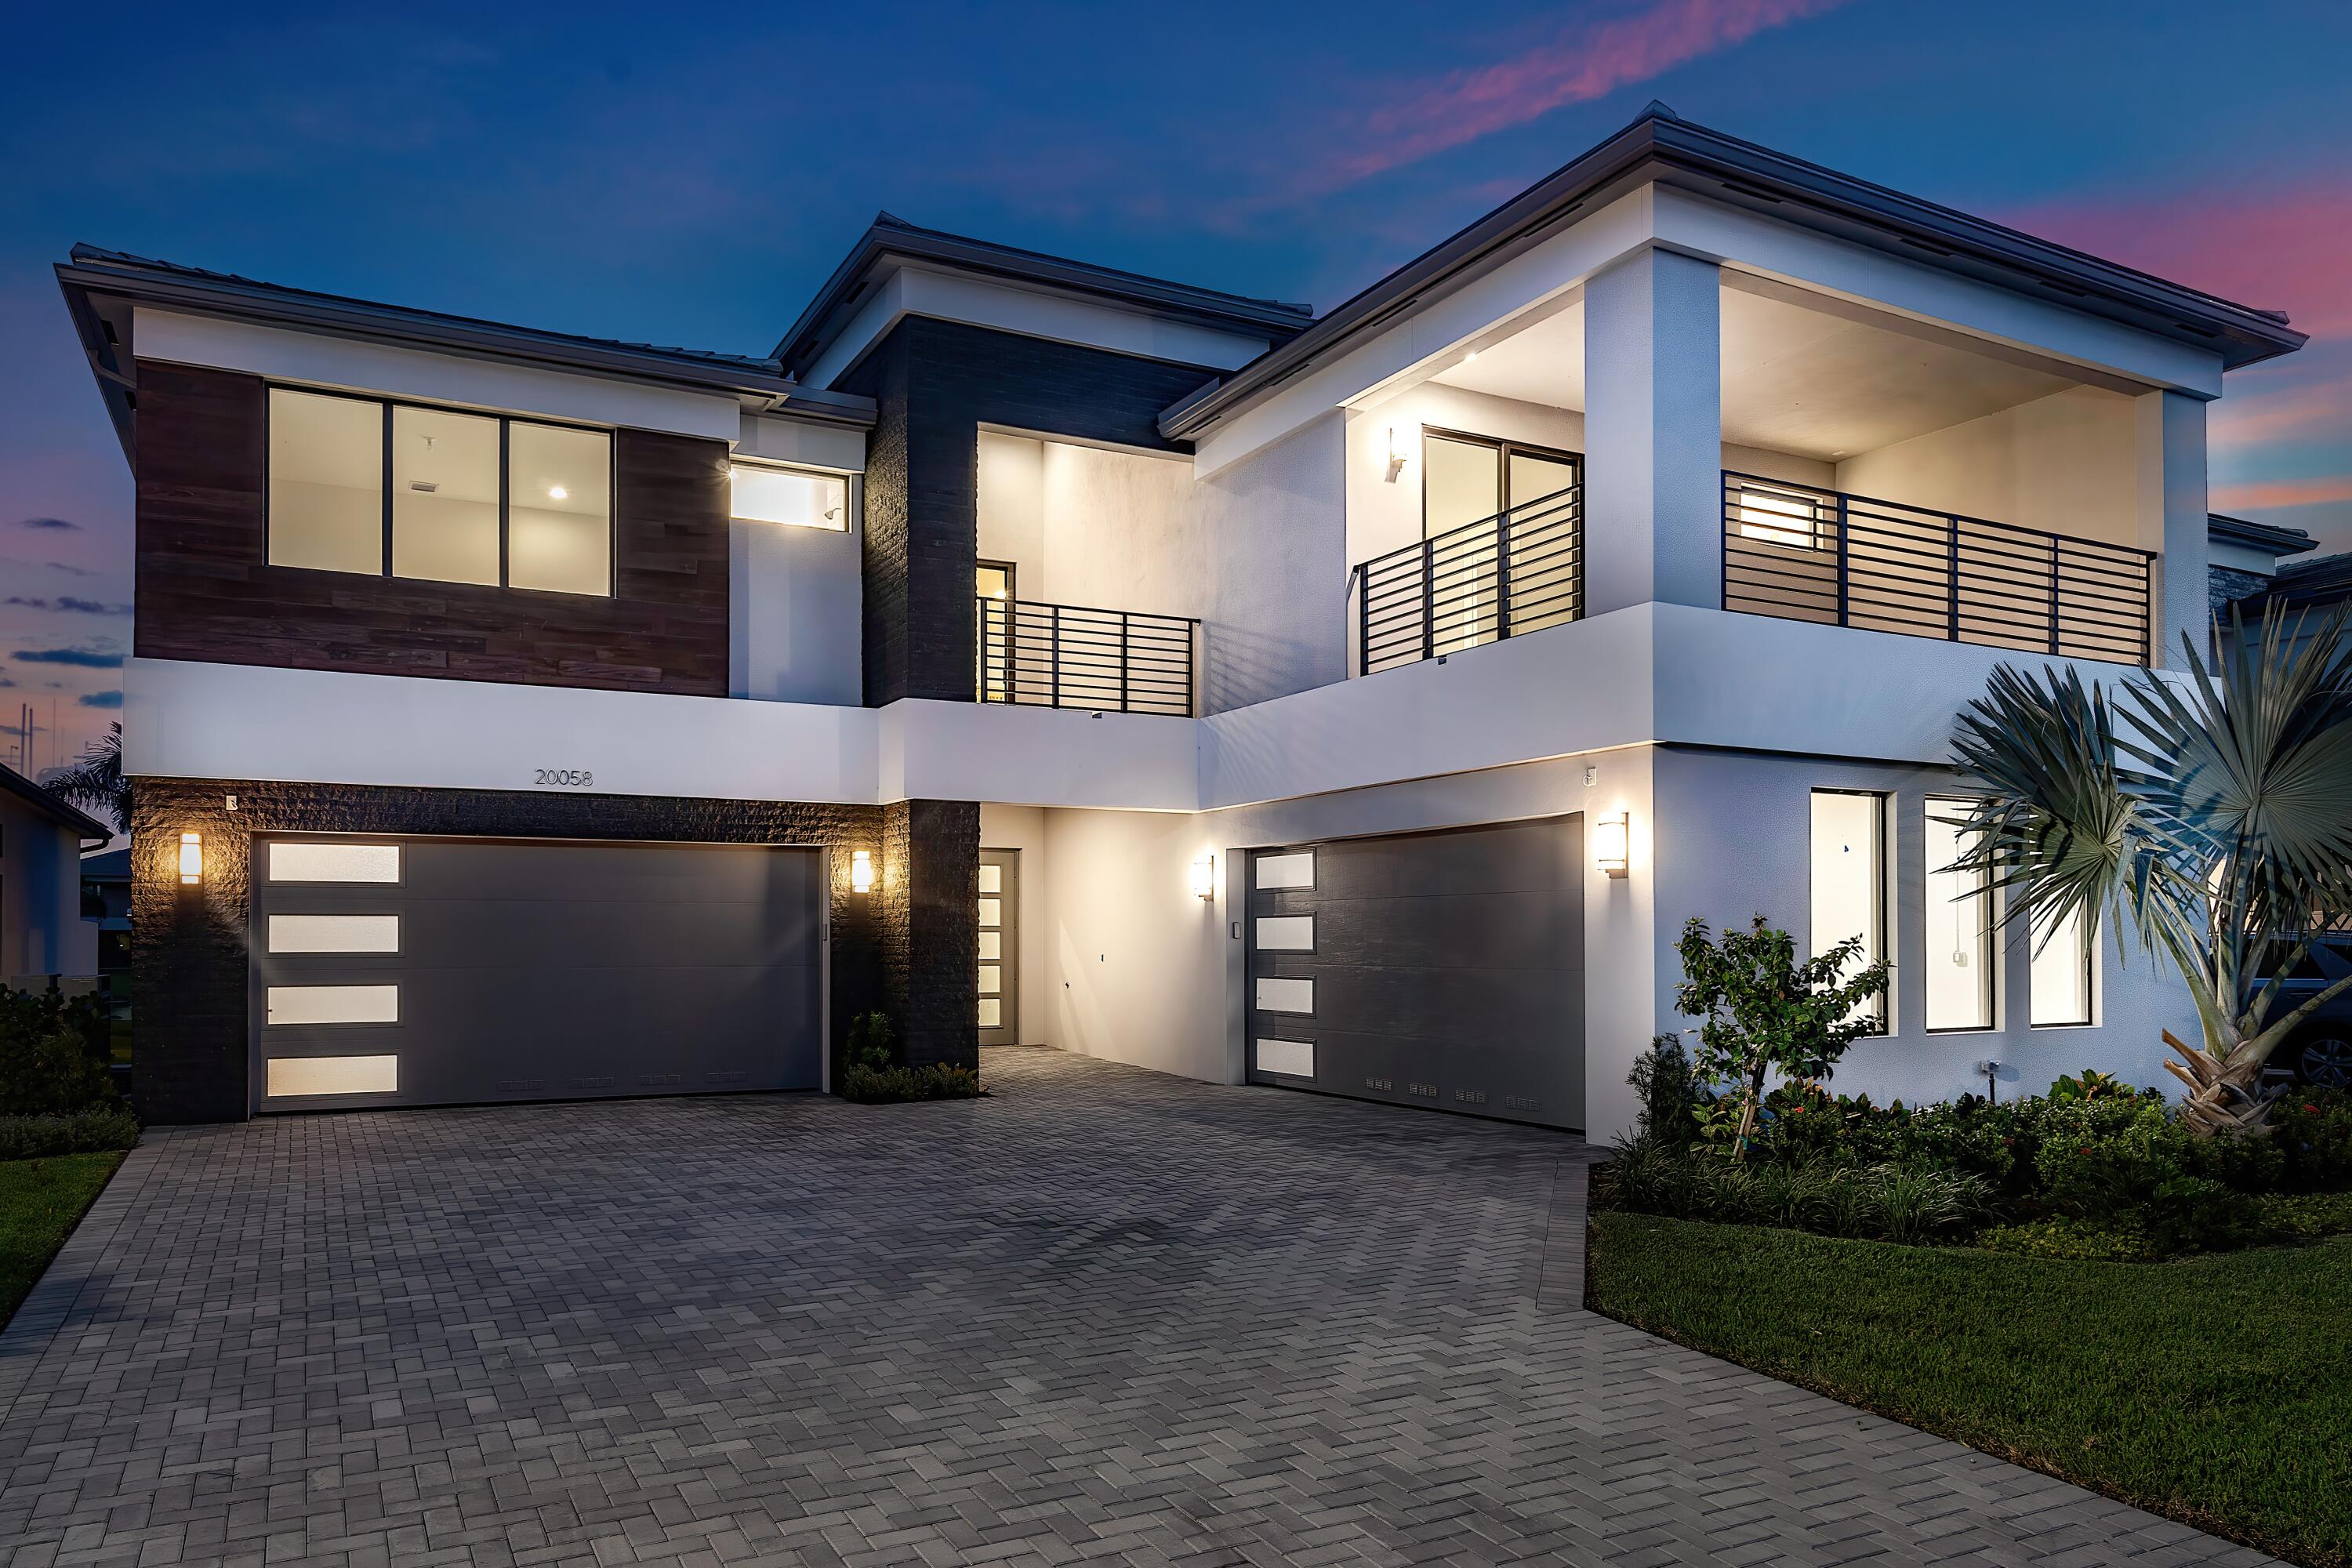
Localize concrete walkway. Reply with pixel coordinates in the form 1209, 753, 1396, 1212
0, 1047, 2269, 1567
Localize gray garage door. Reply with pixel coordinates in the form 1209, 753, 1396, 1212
1246, 817, 1584, 1130
250, 835, 823, 1112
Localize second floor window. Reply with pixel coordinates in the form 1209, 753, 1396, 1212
267, 387, 612, 597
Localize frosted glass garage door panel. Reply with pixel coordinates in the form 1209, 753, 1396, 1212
268, 1055, 399, 1097
1254, 977, 1314, 1014
1254, 1038, 1315, 1078
1254, 851, 1315, 890
1254, 916, 1314, 950
267, 985, 399, 1025
269, 842, 402, 883
267, 914, 401, 953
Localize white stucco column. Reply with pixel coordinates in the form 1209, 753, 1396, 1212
2135, 389, 2209, 666
1581, 246, 1722, 616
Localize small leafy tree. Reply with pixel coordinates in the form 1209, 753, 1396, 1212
1673, 915, 1891, 1160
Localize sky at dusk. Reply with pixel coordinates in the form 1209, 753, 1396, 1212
4, 0, 2350, 777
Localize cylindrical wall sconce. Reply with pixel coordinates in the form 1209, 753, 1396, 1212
849, 848, 874, 894
1594, 812, 1629, 878
179, 831, 204, 886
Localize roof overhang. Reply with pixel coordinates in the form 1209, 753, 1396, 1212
0, 764, 113, 844
1162, 108, 2309, 441
774, 215, 1314, 379
58, 247, 875, 463
2208, 512, 2318, 561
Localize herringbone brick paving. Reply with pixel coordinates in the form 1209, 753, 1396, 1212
0, 1048, 2272, 1567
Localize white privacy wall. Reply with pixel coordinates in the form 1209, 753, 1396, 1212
1189, 412, 1349, 714
730, 515, 864, 705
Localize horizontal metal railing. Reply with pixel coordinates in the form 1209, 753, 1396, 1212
1721, 472, 2154, 664
976, 597, 1199, 716
1355, 482, 1583, 675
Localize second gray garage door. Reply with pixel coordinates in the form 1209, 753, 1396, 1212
1246, 817, 1584, 1131
251, 836, 823, 1112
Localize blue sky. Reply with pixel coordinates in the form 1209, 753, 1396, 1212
5, 0, 2349, 771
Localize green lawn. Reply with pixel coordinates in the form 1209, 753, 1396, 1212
0, 1152, 125, 1329
1589, 1212, 2352, 1568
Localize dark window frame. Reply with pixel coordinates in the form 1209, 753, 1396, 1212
1419, 426, 1582, 540
262, 383, 617, 599
1809, 786, 1893, 1034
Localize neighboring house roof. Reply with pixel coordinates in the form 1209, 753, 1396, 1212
2237, 552, 2352, 615
79, 847, 129, 882
1161, 102, 2310, 440
56, 245, 877, 461
0, 765, 114, 843
773, 212, 1316, 379
2208, 513, 2318, 561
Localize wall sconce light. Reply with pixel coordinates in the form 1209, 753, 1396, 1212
1385, 426, 1408, 481
849, 849, 873, 894
1594, 812, 1629, 878
179, 831, 204, 886
1189, 852, 1216, 902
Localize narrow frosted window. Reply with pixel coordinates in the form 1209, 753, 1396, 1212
2031, 905, 2096, 1026
392, 405, 501, 586
268, 1055, 399, 1096
509, 422, 612, 594
267, 914, 401, 954
1809, 790, 1887, 1025
1254, 916, 1314, 951
1254, 851, 1315, 891
731, 463, 848, 531
1923, 797, 1994, 1031
267, 985, 399, 1025
268, 842, 401, 883
268, 389, 383, 574
1255, 977, 1315, 1014
1254, 1038, 1315, 1078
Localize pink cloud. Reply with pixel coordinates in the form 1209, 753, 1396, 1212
2003, 177, 2352, 336
2210, 474, 2352, 512
2211, 368, 2352, 446
1327, 0, 1857, 188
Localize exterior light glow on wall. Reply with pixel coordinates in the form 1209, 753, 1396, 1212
849, 849, 873, 894
179, 831, 204, 885
1385, 426, 1409, 480
1594, 813, 1629, 878
1190, 852, 1216, 902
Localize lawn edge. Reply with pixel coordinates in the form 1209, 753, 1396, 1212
1584, 1210, 2337, 1568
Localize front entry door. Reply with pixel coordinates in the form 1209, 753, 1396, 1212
979, 848, 1019, 1046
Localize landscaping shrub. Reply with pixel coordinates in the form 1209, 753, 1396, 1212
0, 1106, 141, 1160
1627, 1035, 1700, 1144
0, 986, 118, 1117
2252, 1189, 2352, 1240
840, 1062, 983, 1103
1974, 1214, 2157, 1262
2271, 1087, 2352, 1192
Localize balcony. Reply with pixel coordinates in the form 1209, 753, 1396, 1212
1355, 481, 1584, 675
1722, 472, 2154, 665
976, 597, 1199, 716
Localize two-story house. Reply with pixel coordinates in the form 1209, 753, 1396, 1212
62, 105, 2309, 1138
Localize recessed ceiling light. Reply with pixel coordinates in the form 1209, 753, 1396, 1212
547, 485, 568, 500
1462, 350, 1479, 363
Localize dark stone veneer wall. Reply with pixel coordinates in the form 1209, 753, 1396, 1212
838, 318, 1217, 707
131, 779, 978, 1124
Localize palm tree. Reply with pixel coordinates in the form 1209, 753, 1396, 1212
1949, 604, 2352, 1134
46, 721, 127, 833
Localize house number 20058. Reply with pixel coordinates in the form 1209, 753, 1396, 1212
534, 768, 593, 788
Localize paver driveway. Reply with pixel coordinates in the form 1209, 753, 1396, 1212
1, 1047, 2269, 1568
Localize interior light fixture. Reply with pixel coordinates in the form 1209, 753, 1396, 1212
1594, 812, 1629, 878
849, 849, 874, 894
547, 485, 569, 501
179, 831, 204, 886
1189, 852, 1216, 902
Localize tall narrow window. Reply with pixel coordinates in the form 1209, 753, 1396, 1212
1810, 789, 1888, 1027
392, 405, 501, 586
1923, 797, 1994, 1031
268, 389, 384, 574
2031, 905, 2096, 1026
508, 422, 612, 595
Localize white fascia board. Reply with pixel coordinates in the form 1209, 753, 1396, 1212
2208, 539, 2280, 577
803, 263, 1272, 390
1190, 190, 1655, 478
735, 410, 866, 473
136, 309, 741, 442
1650, 187, 2227, 399
124, 658, 881, 804
881, 699, 1200, 811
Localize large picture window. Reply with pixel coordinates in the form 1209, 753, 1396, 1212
1922, 797, 1994, 1032
1810, 789, 1889, 1029
267, 387, 611, 596
1421, 429, 1578, 538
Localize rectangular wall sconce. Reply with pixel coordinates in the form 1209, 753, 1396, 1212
849, 848, 873, 894
179, 831, 204, 886
1189, 851, 1216, 902
1594, 812, 1629, 878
